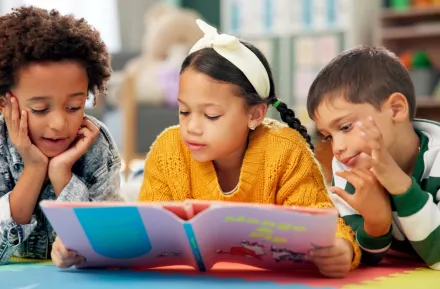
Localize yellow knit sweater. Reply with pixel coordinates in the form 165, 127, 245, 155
139, 119, 360, 268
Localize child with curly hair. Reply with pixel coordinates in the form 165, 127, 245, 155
0, 6, 122, 267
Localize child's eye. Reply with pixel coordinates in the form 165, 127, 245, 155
321, 135, 332, 143
31, 108, 49, 114
205, 115, 220, 120
340, 123, 352, 132
179, 111, 189, 116
67, 107, 81, 112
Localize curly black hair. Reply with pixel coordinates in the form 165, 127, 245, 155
0, 6, 111, 105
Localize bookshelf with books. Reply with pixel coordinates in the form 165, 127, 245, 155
376, 2, 440, 122
220, 0, 381, 135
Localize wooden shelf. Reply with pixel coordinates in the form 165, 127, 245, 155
381, 24, 440, 40
382, 6, 440, 20
378, 5, 440, 121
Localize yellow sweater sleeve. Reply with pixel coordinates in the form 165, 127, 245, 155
276, 143, 361, 270
138, 135, 173, 202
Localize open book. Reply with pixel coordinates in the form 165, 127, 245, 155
40, 200, 339, 271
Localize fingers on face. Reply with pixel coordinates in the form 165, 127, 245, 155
79, 116, 100, 138
357, 116, 382, 150
82, 116, 99, 131
18, 110, 28, 140
10, 97, 19, 131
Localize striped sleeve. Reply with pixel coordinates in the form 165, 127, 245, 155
392, 152, 440, 270
331, 159, 392, 265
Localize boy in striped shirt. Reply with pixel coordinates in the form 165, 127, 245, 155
306, 46, 440, 270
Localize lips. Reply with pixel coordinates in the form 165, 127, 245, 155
185, 141, 206, 151
43, 137, 67, 141
41, 137, 68, 148
340, 154, 359, 167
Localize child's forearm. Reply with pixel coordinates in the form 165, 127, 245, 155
355, 221, 392, 265
9, 165, 46, 224
0, 164, 41, 264
0, 210, 38, 265
50, 170, 72, 197
364, 220, 392, 238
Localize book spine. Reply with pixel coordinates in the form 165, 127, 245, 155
184, 223, 206, 271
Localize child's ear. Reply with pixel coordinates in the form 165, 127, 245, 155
248, 103, 267, 129
385, 92, 410, 123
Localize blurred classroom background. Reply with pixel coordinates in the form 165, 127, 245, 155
1, 0, 440, 200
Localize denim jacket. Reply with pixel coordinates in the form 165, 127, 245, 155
0, 115, 123, 265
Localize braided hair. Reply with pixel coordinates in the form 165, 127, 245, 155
181, 40, 314, 151
268, 98, 313, 151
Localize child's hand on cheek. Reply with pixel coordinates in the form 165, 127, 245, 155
48, 116, 100, 196
2, 93, 48, 168
307, 238, 353, 278
356, 116, 412, 195
51, 236, 85, 269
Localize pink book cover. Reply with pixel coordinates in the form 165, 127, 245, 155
39, 200, 338, 271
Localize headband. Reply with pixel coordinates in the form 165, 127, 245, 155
189, 19, 270, 99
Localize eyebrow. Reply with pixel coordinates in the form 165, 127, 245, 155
27, 92, 86, 102
177, 98, 222, 108
317, 113, 354, 132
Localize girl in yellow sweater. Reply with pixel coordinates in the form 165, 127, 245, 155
139, 20, 360, 277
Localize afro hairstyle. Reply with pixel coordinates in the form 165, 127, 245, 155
0, 6, 112, 105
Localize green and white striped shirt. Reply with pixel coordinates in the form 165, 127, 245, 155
331, 119, 440, 270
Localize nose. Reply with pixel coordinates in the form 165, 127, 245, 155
48, 110, 68, 132
186, 115, 203, 136
332, 135, 347, 156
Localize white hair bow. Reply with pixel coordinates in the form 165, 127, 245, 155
189, 19, 270, 99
